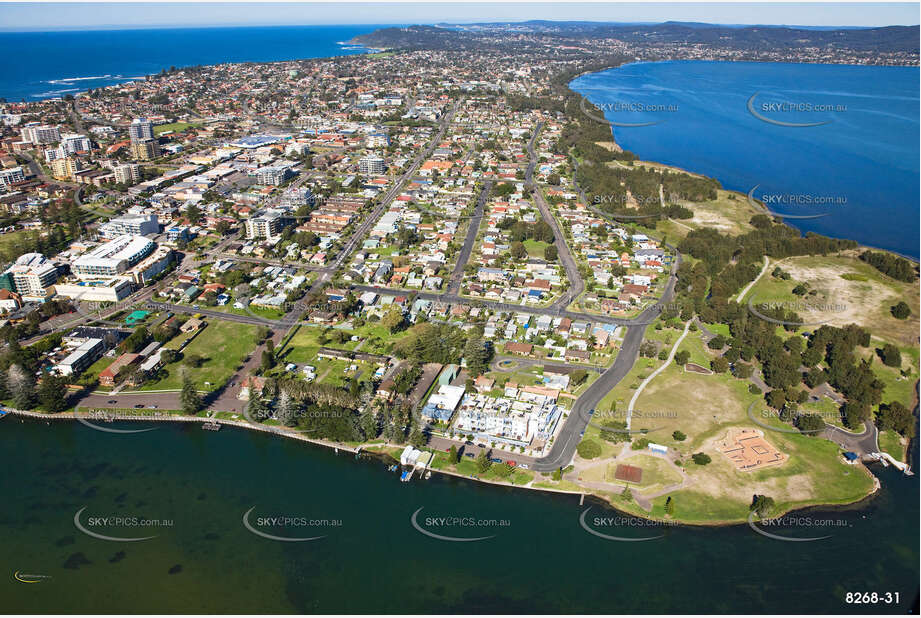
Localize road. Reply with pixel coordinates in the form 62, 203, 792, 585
525, 122, 584, 310
349, 284, 639, 326
56, 97, 683, 476
446, 180, 491, 295
531, 222, 682, 472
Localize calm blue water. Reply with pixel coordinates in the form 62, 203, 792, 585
0, 25, 385, 101
571, 61, 920, 258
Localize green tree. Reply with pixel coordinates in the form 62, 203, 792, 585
448, 445, 459, 464
664, 496, 675, 516
38, 373, 69, 413
876, 401, 915, 437
796, 413, 825, 435
475, 449, 491, 473
510, 241, 528, 261
890, 301, 911, 319
691, 452, 711, 465
576, 439, 602, 459
180, 371, 202, 415
879, 343, 902, 368
672, 430, 686, 441
674, 350, 690, 366
750, 494, 776, 518
544, 244, 558, 261
381, 305, 405, 334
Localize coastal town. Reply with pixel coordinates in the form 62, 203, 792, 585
0, 24, 916, 527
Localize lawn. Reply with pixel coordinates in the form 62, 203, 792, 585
878, 429, 908, 462
747, 252, 920, 349
522, 239, 551, 258
154, 122, 202, 135
576, 331, 877, 522
138, 320, 261, 392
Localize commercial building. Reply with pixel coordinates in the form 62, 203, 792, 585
54, 278, 133, 302
228, 135, 281, 149
98, 213, 159, 239
129, 118, 154, 142
72, 235, 155, 279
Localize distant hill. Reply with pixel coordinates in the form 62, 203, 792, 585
352, 21, 919, 54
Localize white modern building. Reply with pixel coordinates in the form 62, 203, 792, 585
98, 213, 159, 239
244, 209, 290, 240
3, 253, 59, 299
0, 166, 26, 187
72, 235, 155, 279
129, 118, 154, 142
113, 163, 141, 185
20, 123, 60, 145
358, 155, 386, 175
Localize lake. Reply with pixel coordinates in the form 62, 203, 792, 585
570, 60, 920, 259
2, 418, 918, 613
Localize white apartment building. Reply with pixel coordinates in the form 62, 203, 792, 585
20, 123, 61, 144
72, 235, 155, 279
129, 118, 154, 142
3, 253, 59, 299
358, 155, 386, 175
98, 213, 159, 239
0, 166, 26, 187
113, 163, 141, 185
244, 209, 290, 240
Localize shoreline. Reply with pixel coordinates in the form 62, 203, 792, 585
568, 59, 920, 262
5, 407, 887, 528
6, 46, 912, 529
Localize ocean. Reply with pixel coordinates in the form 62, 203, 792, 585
570, 60, 920, 258
0, 25, 386, 101
1, 418, 918, 613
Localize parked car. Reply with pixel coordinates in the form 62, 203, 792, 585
518, 464, 529, 470
506, 460, 516, 467
464, 453, 474, 458
489, 458, 503, 464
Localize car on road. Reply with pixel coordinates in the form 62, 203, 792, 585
147, 405, 158, 409
476, 443, 487, 448
464, 453, 474, 458
464, 440, 474, 445
107, 399, 117, 404
133, 404, 144, 409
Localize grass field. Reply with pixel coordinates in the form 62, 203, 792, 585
574, 329, 877, 522
154, 122, 201, 135
139, 320, 261, 391
747, 252, 920, 349
878, 429, 908, 462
